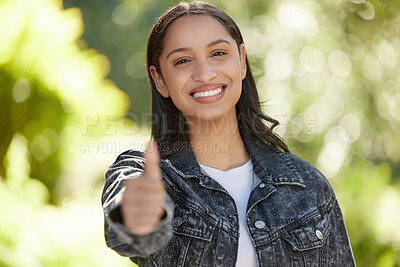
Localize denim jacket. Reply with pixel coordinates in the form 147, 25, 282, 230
102, 130, 356, 266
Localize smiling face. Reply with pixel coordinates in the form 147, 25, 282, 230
149, 15, 246, 123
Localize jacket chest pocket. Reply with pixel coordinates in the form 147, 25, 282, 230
159, 205, 217, 267
281, 213, 331, 267
172, 205, 216, 241
150, 205, 217, 267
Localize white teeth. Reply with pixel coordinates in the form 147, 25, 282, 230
192, 88, 223, 98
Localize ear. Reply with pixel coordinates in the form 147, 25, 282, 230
149, 65, 170, 98
239, 44, 247, 80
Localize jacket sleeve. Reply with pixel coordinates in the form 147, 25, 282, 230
327, 194, 356, 266
101, 150, 174, 258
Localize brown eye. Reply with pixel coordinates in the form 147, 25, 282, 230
212, 51, 227, 57
174, 58, 190, 65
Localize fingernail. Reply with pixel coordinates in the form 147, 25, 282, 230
146, 141, 152, 153
146, 140, 157, 153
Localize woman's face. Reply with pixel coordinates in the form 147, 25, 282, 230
150, 15, 246, 123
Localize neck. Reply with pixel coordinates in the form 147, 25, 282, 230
186, 109, 250, 171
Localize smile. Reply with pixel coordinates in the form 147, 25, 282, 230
191, 87, 225, 98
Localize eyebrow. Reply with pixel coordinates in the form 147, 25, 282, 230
166, 39, 231, 59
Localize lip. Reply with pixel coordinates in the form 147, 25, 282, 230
188, 83, 227, 104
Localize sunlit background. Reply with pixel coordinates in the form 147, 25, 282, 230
0, 0, 399, 266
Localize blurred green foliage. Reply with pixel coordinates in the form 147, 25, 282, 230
0, 0, 399, 266
0, 0, 130, 265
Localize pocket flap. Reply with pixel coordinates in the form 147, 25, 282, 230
172, 206, 216, 241
283, 213, 331, 251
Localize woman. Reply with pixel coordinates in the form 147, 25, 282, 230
102, 2, 355, 266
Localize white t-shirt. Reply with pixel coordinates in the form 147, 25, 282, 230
199, 160, 258, 267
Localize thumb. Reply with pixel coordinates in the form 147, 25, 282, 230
143, 140, 161, 180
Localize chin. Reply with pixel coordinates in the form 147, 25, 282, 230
185, 107, 236, 123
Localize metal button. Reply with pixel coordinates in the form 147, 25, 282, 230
172, 217, 183, 226
259, 183, 265, 188
316, 229, 323, 240
255, 220, 266, 229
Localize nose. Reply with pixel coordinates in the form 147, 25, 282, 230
192, 60, 217, 83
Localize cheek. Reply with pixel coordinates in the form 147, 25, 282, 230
164, 71, 187, 96
219, 57, 243, 79
163, 71, 192, 111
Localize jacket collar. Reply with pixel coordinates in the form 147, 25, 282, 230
162, 128, 305, 187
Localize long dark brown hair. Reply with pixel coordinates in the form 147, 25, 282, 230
146, 1, 288, 157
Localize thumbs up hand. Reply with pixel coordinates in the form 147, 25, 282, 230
121, 141, 166, 235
